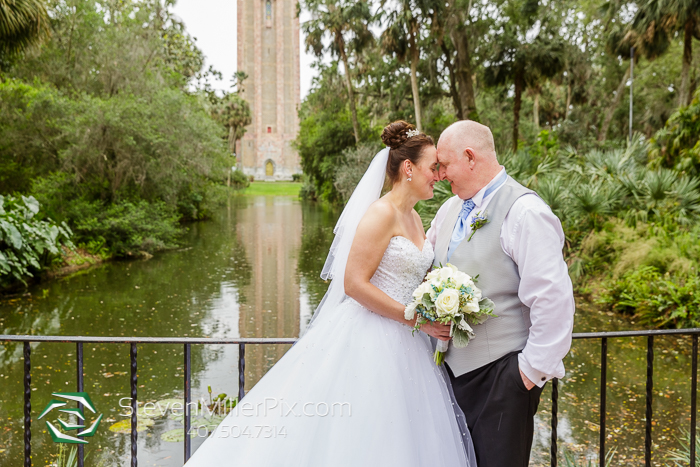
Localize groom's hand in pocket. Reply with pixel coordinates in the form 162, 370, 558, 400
519, 368, 536, 390
420, 322, 452, 341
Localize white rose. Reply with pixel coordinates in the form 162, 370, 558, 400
404, 301, 418, 320
435, 289, 460, 317
412, 282, 428, 300
472, 286, 482, 302
445, 263, 460, 274
452, 271, 472, 288
431, 268, 450, 286
425, 269, 440, 281
461, 300, 480, 314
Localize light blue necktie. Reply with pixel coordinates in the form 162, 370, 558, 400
446, 171, 508, 262
446, 199, 476, 262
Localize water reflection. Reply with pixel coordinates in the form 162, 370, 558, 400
0, 196, 336, 466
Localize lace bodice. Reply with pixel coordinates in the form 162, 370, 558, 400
369, 236, 435, 305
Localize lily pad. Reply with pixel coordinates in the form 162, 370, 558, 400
108, 418, 155, 434
160, 429, 197, 442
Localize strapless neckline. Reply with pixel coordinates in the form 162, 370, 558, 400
390, 235, 428, 253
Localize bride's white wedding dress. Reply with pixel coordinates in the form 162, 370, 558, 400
184, 235, 474, 466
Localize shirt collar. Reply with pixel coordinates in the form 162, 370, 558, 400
471, 166, 507, 208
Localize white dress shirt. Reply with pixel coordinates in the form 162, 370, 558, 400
426, 167, 575, 387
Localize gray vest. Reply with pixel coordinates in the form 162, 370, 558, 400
433, 176, 535, 376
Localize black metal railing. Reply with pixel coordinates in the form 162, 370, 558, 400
549, 328, 700, 467
0, 335, 295, 467
2, 328, 700, 467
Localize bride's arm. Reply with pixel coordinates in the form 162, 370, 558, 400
344, 202, 451, 340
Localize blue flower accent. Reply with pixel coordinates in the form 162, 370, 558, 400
467, 211, 489, 242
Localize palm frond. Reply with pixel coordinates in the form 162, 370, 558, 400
0, 0, 50, 57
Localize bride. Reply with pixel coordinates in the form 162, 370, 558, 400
183, 121, 477, 466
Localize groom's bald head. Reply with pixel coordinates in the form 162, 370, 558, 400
436, 120, 502, 199
437, 120, 497, 162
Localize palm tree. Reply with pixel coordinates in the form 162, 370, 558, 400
631, 0, 699, 106
215, 94, 252, 185
0, 0, 50, 60
301, 0, 373, 144
380, 0, 423, 130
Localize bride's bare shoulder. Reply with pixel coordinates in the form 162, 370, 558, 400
355, 198, 397, 239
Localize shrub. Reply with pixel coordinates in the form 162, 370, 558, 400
231, 169, 250, 189
600, 266, 700, 328
649, 89, 700, 175
334, 142, 383, 203
68, 199, 181, 257
0, 195, 74, 287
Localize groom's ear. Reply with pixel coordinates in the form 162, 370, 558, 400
464, 148, 477, 169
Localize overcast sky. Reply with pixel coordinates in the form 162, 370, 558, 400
171, 0, 317, 98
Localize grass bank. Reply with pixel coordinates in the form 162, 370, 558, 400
236, 182, 302, 197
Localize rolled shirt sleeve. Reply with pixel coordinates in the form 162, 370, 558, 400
501, 194, 575, 387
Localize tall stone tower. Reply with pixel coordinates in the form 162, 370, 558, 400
237, 0, 301, 181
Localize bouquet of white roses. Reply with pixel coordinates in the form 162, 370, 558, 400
404, 263, 496, 365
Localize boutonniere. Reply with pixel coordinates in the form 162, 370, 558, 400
467, 211, 489, 242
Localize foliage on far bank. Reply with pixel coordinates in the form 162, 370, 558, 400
0, 195, 74, 287
0, 0, 240, 280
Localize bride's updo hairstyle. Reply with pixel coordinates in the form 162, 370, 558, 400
381, 120, 434, 185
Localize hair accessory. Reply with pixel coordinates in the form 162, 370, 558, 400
406, 129, 419, 138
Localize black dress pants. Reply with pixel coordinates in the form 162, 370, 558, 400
447, 351, 544, 467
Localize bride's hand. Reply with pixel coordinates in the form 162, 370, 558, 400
420, 321, 452, 341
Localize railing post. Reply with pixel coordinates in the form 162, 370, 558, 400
600, 337, 607, 467
130, 343, 138, 467
691, 334, 698, 467
551, 377, 558, 467
76, 342, 84, 467
23, 341, 31, 467
238, 343, 245, 402
184, 343, 191, 462
645, 335, 654, 467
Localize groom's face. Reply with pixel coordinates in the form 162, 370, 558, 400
436, 146, 474, 199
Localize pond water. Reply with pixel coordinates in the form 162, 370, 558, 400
0, 195, 695, 466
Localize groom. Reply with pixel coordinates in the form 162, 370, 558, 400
426, 120, 575, 467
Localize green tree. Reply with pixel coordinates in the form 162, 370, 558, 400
483, 0, 565, 150
444, 0, 479, 121
301, 0, 374, 144
214, 93, 252, 185
634, 0, 700, 106
380, 0, 424, 130
2, 0, 229, 257
295, 63, 360, 203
